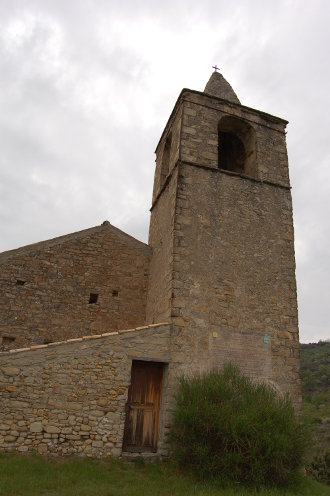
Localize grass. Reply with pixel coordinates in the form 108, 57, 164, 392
0, 453, 329, 496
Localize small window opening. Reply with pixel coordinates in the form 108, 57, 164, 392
89, 293, 99, 304
112, 290, 119, 297
2, 336, 16, 344
16, 279, 25, 286
160, 133, 172, 185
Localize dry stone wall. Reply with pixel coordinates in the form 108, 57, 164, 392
0, 323, 171, 457
0, 224, 151, 351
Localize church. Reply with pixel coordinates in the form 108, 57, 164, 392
0, 71, 301, 457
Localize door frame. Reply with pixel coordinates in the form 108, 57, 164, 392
122, 359, 167, 453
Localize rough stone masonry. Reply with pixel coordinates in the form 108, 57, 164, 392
0, 324, 171, 457
0, 71, 301, 457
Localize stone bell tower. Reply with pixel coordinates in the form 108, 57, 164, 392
146, 70, 301, 410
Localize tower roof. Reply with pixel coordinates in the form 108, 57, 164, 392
204, 71, 241, 104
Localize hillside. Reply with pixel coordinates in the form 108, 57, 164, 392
300, 341, 330, 399
300, 340, 330, 482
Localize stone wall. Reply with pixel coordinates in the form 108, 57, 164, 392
0, 323, 171, 457
169, 161, 301, 409
0, 223, 151, 351
147, 88, 301, 411
180, 91, 290, 186
152, 101, 182, 203
146, 167, 179, 325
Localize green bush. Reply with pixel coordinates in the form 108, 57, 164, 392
307, 450, 330, 485
169, 364, 307, 487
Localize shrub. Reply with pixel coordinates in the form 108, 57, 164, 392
169, 364, 307, 486
307, 450, 330, 485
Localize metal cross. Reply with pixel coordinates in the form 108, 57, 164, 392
212, 65, 219, 72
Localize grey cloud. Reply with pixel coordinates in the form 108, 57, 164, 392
0, 0, 329, 343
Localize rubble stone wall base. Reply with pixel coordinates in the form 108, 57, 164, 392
0, 324, 170, 457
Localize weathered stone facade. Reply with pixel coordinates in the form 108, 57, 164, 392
0, 71, 301, 457
0, 223, 150, 350
147, 74, 301, 411
0, 324, 170, 456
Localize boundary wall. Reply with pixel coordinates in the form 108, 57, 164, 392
0, 323, 170, 457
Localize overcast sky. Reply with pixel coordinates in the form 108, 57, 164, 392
0, 0, 329, 343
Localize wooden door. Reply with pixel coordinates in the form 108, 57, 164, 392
123, 360, 164, 453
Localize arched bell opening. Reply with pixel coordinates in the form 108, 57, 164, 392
218, 117, 256, 177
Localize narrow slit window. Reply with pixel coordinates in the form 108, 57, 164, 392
89, 293, 98, 304
112, 290, 119, 297
16, 279, 25, 286
160, 133, 172, 185
2, 336, 16, 344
